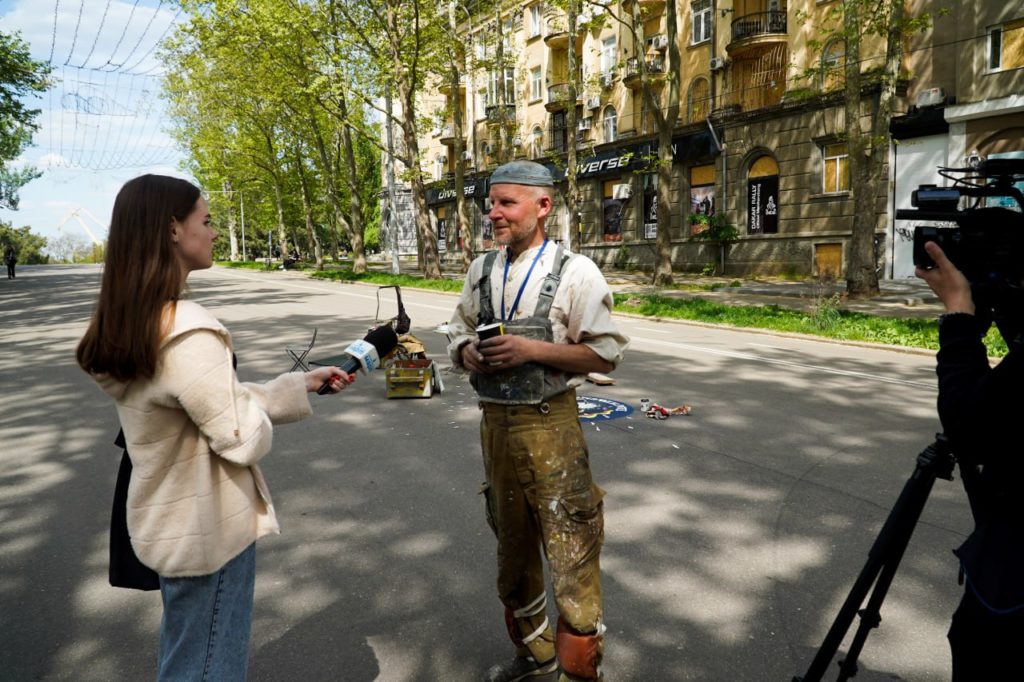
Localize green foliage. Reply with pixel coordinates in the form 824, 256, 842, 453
0, 221, 48, 263
701, 262, 716, 276
0, 30, 52, 209
612, 293, 962, 351
688, 213, 739, 244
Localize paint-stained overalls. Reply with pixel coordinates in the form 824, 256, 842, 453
474, 245, 606, 680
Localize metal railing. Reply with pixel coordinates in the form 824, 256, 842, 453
731, 10, 788, 42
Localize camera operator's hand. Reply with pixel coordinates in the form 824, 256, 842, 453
915, 241, 975, 315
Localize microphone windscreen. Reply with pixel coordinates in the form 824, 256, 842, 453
364, 324, 399, 356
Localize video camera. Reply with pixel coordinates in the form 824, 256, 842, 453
897, 158, 1024, 287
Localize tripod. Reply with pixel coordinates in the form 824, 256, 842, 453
794, 434, 956, 682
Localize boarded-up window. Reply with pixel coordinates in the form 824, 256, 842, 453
687, 77, 710, 124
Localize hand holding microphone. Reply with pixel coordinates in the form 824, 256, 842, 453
306, 366, 354, 394
315, 324, 400, 395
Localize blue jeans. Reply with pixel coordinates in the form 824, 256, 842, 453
157, 543, 256, 682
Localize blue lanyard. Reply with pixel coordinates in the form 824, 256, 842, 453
501, 240, 548, 322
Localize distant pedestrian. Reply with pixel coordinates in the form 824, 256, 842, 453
76, 174, 354, 681
4, 243, 16, 279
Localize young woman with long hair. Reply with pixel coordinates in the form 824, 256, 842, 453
77, 174, 352, 680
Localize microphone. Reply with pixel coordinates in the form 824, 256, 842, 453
316, 324, 399, 395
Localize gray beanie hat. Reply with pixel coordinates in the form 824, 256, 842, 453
489, 160, 554, 187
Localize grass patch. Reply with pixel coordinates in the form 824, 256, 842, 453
613, 293, 1009, 357
309, 268, 464, 293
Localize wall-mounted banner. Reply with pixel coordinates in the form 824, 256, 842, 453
747, 175, 779, 234
576, 396, 634, 421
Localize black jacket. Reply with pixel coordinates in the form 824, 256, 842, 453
937, 312, 1024, 612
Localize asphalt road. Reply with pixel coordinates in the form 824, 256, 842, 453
0, 265, 971, 681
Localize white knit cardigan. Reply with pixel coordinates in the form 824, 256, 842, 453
95, 300, 312, 577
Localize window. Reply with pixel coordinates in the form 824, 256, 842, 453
487, 68, 516, 106
687, 77, 710, 123
689, 164, 716, 234
601, 37, 617, 76
602, 106, 617, 143
692, 0, 712, 45
550, 111, 567, 153
988, 20, 1024, 71
530, 67, 542, 101
822, 143, 850, 193
989, 26, 1003, 70
822, 39, 845, 89
602, 179, 624, 242
529, 4, 542, 38
531, 126, 544, 158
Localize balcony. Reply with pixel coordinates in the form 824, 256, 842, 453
439, 75, 467, 96
438, 124, 465, 146
622, 0, 665, 14
623, 56, 666, 90
485, 103, 516, 126
543, 12, 584, 50
730, 11, 788, 43
545, 82, 580, 112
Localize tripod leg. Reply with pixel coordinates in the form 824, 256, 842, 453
794, 446, 944, 682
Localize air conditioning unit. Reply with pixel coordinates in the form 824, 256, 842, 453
578, 116, 593, 131
463, 150, 473, 161
586, 95, 601, 110
600, 71, 615, 88
511, 136, 523, 146
915, 87, 946, 108
709, 56, 727, 71
438, 154, 448, 164
611, 183, 632, 200
647, 34, 669, 50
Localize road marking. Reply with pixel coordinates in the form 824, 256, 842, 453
631, 335, 936, 390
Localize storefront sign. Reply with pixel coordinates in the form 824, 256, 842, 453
426, 178, 488, 205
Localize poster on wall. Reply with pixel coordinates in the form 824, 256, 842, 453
747, 176, 779, 234
689, 185, 715, 234
602, 199, 623, 242
643, 189, 657, 239
437, 217, 447, 252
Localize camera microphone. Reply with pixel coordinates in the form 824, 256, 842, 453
316, 324, 399, 395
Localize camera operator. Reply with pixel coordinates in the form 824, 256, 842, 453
916, 239, 1024, 680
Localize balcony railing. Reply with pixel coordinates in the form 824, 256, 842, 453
485, 103, 516, 125
731, 11, 788, 42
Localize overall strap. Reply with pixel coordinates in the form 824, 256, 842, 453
532, 245, 571, 319
477, 250, 500, 324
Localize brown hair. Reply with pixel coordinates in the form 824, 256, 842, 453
76, 174, 201, 381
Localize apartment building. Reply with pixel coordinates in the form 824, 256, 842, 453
411, 1, 1023, 278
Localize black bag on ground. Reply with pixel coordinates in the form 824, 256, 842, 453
109, 429, 159, 591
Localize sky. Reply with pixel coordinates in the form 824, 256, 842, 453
0, 0, 192, 245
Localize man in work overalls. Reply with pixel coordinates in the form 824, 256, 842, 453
447, 160, 629, 682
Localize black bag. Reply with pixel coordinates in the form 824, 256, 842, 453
109, 430, 160, 591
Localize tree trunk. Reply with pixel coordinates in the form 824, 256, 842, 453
224, 181, 239, 261
337, 92, 367, 274
294, 147, 324, 270
566, 0, 580, 250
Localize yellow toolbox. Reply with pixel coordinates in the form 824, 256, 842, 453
385, 359, 439, 399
